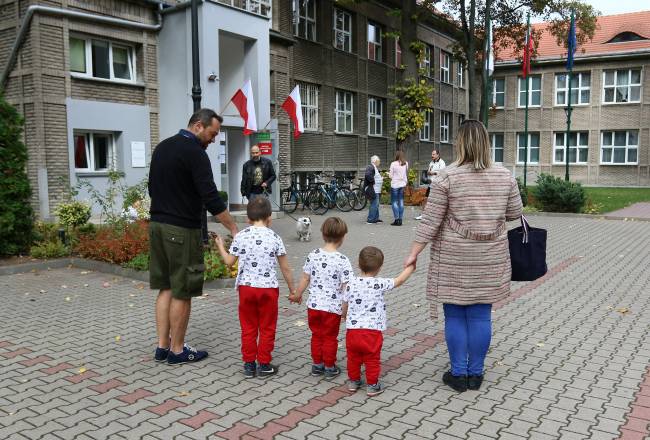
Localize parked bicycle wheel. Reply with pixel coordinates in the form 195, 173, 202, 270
308, 189, 328, 215
350, 188, 367, 211
280, 189, 298, 213
335, 188, 353, 212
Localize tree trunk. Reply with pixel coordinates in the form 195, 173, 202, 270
398, 0, 419, 152
467, 0, 478, 119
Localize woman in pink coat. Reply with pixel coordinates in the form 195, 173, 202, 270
404, 120, 523, 392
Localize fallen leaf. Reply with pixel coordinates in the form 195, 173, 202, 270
178, 391, 191, 397
61, 285, 68, 289
128, 304, 134, 308
24, 292, 29, 296
495, 361, 504, 366
78, 367, 87, 374
129, 294, 136, 297
83, 284, 89, 287
65, 297, 71, 302
80, 271, 89, 275
103, 282, 111, 288
412, 303, 421, 308
616, 307, 630, 314
137, 284, 144, 290
536, 342, 545, 348
39, 290, 47, 294
294, 320, 306, 327
115, 335, 121, 342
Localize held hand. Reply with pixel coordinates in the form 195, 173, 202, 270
229, 226, 239, 237
287, 291, 302, 304
404, 254, 417, 271
261, 182, 268, 188
214, 234, 224, 249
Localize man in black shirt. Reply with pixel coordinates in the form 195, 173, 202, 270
148, 108, 237, 364
240, 145, 276, 202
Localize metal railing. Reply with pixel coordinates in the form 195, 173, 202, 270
215, 0, 271, 18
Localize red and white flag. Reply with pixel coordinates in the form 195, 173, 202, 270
231, 79, 257, 135
281, 85, 304, 139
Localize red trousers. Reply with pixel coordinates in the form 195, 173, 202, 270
307, 308, 341, 367
346, 329, 383, 385
238, 286, 279, 364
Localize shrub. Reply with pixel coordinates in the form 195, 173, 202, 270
123, 252, 149, 271
532, 174, 586, 213
30, 240, 69, 259
75, 220, 149, 264
55, 201, 91, 228
204, 249, 229, 280
122, 179, 148, 210
0, 94, 33, 255
516, 177, 528, 207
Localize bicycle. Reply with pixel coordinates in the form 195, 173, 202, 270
304, 174, 351, 215
279, 172, 303, 214
347, 178, 368, 211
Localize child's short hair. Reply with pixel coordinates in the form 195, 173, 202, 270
321, 217, 348, 243
247, 197, 272, 221
359, 246, 384, 273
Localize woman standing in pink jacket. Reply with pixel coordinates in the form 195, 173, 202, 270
388, 150, 408, 226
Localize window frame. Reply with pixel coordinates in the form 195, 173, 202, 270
516, 132, 540, 164
293, 0, 317, 41
394, 38, 402, 68
490, 133, 504, 163
555, 72, 591, 106
602, 69, 642, 104
491, 78, 505, 108
333, 8, 352, 53
553, 131, 589, 165
518, 75, 542, 108
419, 110, 431, 141
440, 51, 451, 83
367, 22, 383, 62
298, 82, 319, 132
419, 43, 431, 77
335, 90, 354, 134
367, 97, 383, 136
73, 131, 116, 173
600, 130, 639, 165
457, 61, 465, 88
440, 111, 450, 143
69, 36, 136, 83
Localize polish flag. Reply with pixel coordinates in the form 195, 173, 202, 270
281, 85, 304, 139
231, 79, 257, 135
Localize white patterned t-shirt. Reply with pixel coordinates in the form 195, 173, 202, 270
229, 226, 286, 288
303, 249, 353, 315
343, 276, 395, 331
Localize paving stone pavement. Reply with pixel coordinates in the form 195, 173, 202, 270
605, 203, 650, 220
1, 207, 649, 440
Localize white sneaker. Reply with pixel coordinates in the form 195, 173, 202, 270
415, 215, 423, 220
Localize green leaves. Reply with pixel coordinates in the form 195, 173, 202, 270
391, 78, 434, 142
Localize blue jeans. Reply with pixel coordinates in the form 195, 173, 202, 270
367, 194, 380, 222
390, 187, 405, 220
443, 303, 492, 376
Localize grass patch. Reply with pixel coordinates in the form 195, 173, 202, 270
583, 187, 650, 214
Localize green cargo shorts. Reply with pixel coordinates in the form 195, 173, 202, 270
149, 221, 205, 299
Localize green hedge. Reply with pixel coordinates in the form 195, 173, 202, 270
532, 174, 586, 213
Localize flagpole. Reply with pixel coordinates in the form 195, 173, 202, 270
483, 0, 491, 127
523, 13, 530, 188
565, 9, 575, 182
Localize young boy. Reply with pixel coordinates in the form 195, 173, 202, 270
215, 198, 294, 378
344, 246, 414, 396
289, 217, 353, 378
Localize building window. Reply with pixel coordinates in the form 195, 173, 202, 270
554, 132, 589, 164
457, 62, 465, 88
492, 78, 505, 107
518, 75, 542, 107
74, 132, 115, 172
299, 82, 319, 131
70, 37, 135, 82
556, 73, 590, 106
517, 132, 540, 164
333, 8, 352, 52
419, 43, 431, 76
293, 0, 316, 41
394, 38, 402, 67
491, 133, 504, 162
440, 51, 450, 83
440, 111, 450, 143
603, 69, 641, 103
601, 131, 638, 164
335, 90, 353, 133
419, 110, 431, 141
368, 97, 383, 136
367, 22, 382, 62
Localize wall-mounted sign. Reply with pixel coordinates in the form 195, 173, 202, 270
131, 141, 146, 168
259, 142, 272, 155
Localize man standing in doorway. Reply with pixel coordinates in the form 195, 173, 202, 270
148, 108, 238, 364
415, 149, 446, 221
241, 145, 277, 202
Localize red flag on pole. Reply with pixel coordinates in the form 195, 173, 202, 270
522, 22, 532, 78
281, 85, 304, 139
230, 79, 257, 135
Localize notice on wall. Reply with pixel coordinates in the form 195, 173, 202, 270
131, 141, 146, 168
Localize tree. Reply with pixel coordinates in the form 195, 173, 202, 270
440, 0, 599, 119
0, 94, 33, 255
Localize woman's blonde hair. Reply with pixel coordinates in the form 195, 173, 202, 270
455, 119, 492, 170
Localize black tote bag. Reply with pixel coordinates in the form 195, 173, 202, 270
508, 215, 548, 281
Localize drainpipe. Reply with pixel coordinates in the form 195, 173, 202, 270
1, 3, 164, 91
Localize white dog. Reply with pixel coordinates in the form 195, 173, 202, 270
296, 217, 312, 242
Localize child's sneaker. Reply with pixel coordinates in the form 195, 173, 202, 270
154, 346, 169, 362
347, 379, 362, 392
258, 363, 278, 377
367, 382, 385, 397
243, 362, 257, 378
167, 344, 208, 364
324, 365, 341, 379
311, 364, 325, 376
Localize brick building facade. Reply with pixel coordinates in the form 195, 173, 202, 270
489, 11, 650, 186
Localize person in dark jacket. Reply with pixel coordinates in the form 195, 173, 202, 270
148, 108, 238, 365
364, 155, 383, 224
240, 145, 276, 202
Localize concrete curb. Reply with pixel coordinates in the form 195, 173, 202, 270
523, 211, 650, 222
0, 257, 235, 288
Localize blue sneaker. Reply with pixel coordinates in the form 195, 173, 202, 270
311, 364, 325, 376
167, 344, 208, 364
324, 365, 341, 379
243, 362, 257, 378
154, 346, 169, 362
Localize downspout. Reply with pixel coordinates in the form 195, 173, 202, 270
1, 3, 164, 91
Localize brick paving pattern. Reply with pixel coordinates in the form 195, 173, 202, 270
1, 208, 649, 439
606, 202, 650, 220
